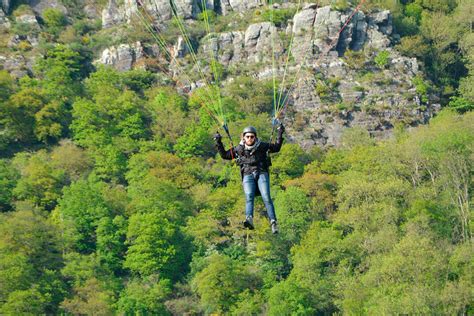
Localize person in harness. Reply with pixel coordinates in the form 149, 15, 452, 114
214, 124, 285, 234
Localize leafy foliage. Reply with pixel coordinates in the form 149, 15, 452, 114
0, 1, 472, 314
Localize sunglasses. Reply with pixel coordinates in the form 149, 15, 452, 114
245, 135, 255, 139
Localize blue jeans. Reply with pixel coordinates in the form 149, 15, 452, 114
242, 172, 277, 222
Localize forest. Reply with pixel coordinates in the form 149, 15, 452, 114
0, 0, 472, 314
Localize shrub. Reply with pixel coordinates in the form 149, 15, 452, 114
261, 8, 296, 27
17, 40, 32, 51
11, 22, 38, 37
315, 80, 331, 98
374, 50, 390, 69
12, 4, 34, 17
412, 76, 430, 103
344, 49, 365, 69
393, 15, 418, 36
396, 35, 430, 59
43, 8, 67, 28
448, 96, 473, 113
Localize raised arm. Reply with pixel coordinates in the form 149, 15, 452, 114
214, 132, 235, 160
269, 124, 285, 153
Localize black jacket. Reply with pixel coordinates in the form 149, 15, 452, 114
215, 129, 284, 178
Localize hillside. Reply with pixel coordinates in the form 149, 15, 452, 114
0, 0, 473, 314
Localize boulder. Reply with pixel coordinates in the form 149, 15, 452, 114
0, 8, 10, 28
16, 14, 39, 25
28, 0, 67, 15
202, 31, 244, 65
1, 0, 10, 13
221, 0, 263, 15
98, 42, 145, 71
122, 0, 203, 26
244, 22, 282, 63
102, 0, 124, 28
84, 4, 99, 19
173, 36, 187, 58
3, 55, 29, 78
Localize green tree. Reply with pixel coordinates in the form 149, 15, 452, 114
222, 76, 273, 115
192, 254, 261, 314
53, 176, 111, 252
270, 143, 310, 182
267, 279, 315, 316
42, 8, 67, 37
3, 87, 47, 143
35, 44, 82, 101
71, 67, 149, 180
34, 99, 68, 142
0, 159, 19, 211
117, 276, 172, 315
274, 186, 312, 244
124, 211, 191, 280
1, 286, 47, 315
287, 222, 360, 314
374, 50, 390, 68
145, 86, 188, 145
0, 209, 64, 313
340, 229, 459, 314
174, 122, 214, 158
0, 70, 15, 103
61, 277, 115, 315
13, 151, 66, 210
96, 215, 127, 274
50, 139, 92, 182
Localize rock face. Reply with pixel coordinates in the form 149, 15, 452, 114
84, 4, 99, 19
98, 42, 145, 71
0, 1, 438, 148
203, 6, 394, 66
16, 14, 39, 25
1, 0, 66, 15
290, 5, 393, 61
103, 0, 206, 28
28, 0, 67, 15
188, 5, 436, 147
102, 0, 123, 28
220, 0, 264, 15
0, 8, 10, 28
1, 54, 31, 78
201, 22, 283, 66
286, 52, 440, 148
1, 0, 11, 13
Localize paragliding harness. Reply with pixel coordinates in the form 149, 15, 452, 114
233, 142, 270, 197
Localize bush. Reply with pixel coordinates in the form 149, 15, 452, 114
43, 8, 67, 28
17, 40, 33, 51
315, 80, 331, 98
396, 35, 430, 58
11, 22, 38, 37
393, 15, 419, 36
12, 4, 34, 17
405, 2, 423, 22
344, 49, 365, 69
261, 8, 296, 27
374, 50, 390, 69
448, 96, 473, 113
412, 76, 430, 103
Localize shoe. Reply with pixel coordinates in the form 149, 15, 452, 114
243, 216, 254, 230
271, 220, 279, 234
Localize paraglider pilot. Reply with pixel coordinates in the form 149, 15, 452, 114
214, 124, 285, 234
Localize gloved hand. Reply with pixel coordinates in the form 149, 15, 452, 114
214, 132, 222, 142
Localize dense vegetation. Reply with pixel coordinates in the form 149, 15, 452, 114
0, 0, 473, 314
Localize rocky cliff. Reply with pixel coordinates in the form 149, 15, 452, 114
0, 0, 440, 148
